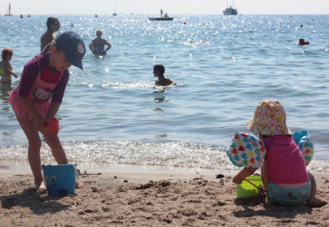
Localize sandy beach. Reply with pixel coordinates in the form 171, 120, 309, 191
1, 169, 329, 227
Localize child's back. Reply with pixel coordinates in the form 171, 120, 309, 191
263, 135, 308, 184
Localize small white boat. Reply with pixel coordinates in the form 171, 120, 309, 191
149, 10, 173, 21
5, 3, 13, 16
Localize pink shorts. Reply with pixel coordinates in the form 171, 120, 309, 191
8, 90, 49, 121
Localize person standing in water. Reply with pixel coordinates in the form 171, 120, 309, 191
40, 17, 60, 51
89, 29, 112, 56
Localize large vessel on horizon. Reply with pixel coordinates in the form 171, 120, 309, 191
223, 0, 238, 15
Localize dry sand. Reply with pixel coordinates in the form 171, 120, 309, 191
1, 170, 329, 226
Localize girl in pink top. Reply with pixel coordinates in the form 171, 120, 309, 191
232, 99, 327, 207
8, 31, 86, 190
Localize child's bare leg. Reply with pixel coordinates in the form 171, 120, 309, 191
16, 115, 43, 187
43, 132, 85, 188
43, 132, 68, 164
307, 172, 327, 207
261, 161, 271, 205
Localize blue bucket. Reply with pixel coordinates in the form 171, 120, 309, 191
42, 164, 77, 196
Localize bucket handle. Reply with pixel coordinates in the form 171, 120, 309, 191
243, 178, 265, 195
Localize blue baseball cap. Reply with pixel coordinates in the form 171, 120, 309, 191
56, 31, 86, 70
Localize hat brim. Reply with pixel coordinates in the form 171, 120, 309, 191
64, 52, 83, 70
246, 118, 254, 132
247, 117, 292, 136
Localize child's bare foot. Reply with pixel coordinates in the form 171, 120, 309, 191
307, 198, 327, 207
76, 181, 85, 189
34, 181, 46, 190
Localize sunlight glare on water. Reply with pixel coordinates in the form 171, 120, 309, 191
1, 14, 329, 171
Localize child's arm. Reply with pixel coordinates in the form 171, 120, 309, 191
11, 71, 18, 78
232, 167, 257, 184
46, 102, 61, 121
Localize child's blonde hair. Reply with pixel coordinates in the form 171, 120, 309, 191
1, 48, 13, 60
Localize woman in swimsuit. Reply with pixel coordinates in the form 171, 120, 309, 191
89, 29, 112, 56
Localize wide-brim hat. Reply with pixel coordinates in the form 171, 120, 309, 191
247, 99, 291, 136
56, 31, 85, 70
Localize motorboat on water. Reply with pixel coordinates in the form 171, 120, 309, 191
149, 10, 173, 21
223, 0, 238, 15
149, 17, 173, 21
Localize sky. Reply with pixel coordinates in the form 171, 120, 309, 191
1, 0, 329, 15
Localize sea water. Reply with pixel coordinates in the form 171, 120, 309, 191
1, 14, 329, 173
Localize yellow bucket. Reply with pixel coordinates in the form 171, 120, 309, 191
236, 175, 263, 198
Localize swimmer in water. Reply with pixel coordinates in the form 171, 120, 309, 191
153, 64, 175, 86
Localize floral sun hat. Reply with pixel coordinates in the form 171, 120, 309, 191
247, 99, 291, 136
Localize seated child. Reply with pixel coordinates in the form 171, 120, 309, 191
232, 99, 327, 207
153, 64, 175, 86
0, 48, 18, 84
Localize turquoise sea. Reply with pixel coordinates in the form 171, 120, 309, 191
1, 14, 329, 173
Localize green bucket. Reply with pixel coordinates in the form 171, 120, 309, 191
236, 175, 263, 198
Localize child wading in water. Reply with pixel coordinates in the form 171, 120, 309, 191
153, 64, 175, 86
0, 48, 18, 84
233, 99, 327, 207
8, 31, 86, 189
